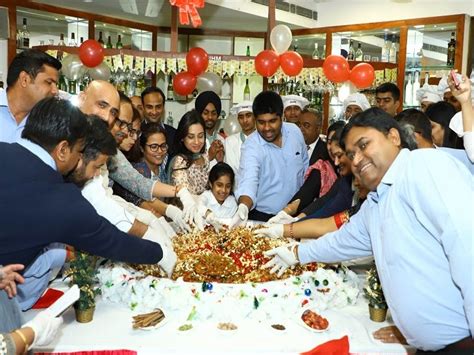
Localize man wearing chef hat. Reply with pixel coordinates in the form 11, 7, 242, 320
282, 94, 309, 124
224, 101, 256, 178
416, 85, 442, 112
343, 93, 371, 120
438, 76, 461, 112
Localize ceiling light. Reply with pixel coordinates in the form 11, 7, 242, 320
119, 0, 139, 15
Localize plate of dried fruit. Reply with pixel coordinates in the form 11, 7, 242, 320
132, 308, 169, 330
298, 308, 330, 333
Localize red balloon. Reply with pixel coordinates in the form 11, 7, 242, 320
186, 47, 209, 76
279, 51, 303, 76
322, 55, 350, 83
78, 40, 104, 68
350, 63, 375, 89
173, 71, 197, 96
255, 50, 280, 77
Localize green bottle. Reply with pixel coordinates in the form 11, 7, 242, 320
243, 78, 250, 100
116, 35, 123, 49
246, 45, 251, 56
106, 36, 113, 49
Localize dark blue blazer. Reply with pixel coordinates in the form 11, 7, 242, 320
0, 143, 163, 267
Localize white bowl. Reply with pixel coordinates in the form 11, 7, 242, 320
297, 309, 330, 333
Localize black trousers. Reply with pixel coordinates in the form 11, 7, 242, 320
416, 336, 474, 354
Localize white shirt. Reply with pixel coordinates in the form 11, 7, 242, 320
197, 190, 238, 218
224, 132, 247, 179
306, 138, 318, 160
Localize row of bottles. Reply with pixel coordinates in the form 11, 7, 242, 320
347, 41, 364, 61
311, 43, 326, 60
16, 18, 30, 49
447, 32, 456, 66
404, 71, 429, 106
97, 32, 123, 49
381, 34, 397, 63
268, 78, 325, 112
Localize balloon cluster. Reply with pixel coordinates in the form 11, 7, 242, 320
322, 55, 375, 89
173, 47, 223, 96
254, 25, 303, 78
62, 40, 111, 84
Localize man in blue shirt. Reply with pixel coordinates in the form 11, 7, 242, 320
263, 108, 473, 353
233, 91, 308, 225
0, 49, 61, 143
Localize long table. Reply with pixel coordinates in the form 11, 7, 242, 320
25, 279, 415, 355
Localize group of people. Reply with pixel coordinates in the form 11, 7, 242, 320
0, 48, 472, 354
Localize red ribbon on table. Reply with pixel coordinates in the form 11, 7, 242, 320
169, 0, 205, 28
300, 335, 349, 355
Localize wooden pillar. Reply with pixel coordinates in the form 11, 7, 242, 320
88, 19, 95, 40
397, 26, 408, 114
170, 5, 178, 52
266, 0, 276, 50
7, 3, 17, 65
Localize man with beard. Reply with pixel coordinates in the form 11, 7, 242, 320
233, 91, 308, 224
0, 49, 61, 143
195, 91, 225, 165
1, 98, 174, 314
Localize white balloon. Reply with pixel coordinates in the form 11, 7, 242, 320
337, 81, 357, 102
223, 114, 241, 136
196, 72, 222, 96
61, 54, 86, 81
88, 62, 111, 81
270, 25, 293, 55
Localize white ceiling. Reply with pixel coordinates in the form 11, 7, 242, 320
31, 0, 309, 31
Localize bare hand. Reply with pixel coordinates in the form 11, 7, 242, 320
447, 73, 471, 105
208, 140, 224, 161
373, 325, 407, 344
0, 264, 25, 298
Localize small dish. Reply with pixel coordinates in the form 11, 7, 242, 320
133, 310, 169, 331
216, 322, 238, 335
269, 323, 287, 333
297, 309, 330, 333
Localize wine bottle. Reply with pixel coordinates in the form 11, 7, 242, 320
312, 43, 320, 60
116, 35, 123, 49
381, 34, 390, 63
243, 78, 250, 101
412, 71, 420, 106
68, 32, 77, 47
98, 32, 105, 47
447, 32, 455, 66
167, 112, 174, 127
80, 37, 84, 45
423, 72, 430, 88
106, 36, 113, 49
21, 18, 30, 48
167, 75, 174, 101
355, 43, 363, 61
405, 73, 413, 106
58, 34, 66, 46
58, 74, 68, 92
389, 37, 397, 63
348, 40, 355, 61
246, 45, 251, 56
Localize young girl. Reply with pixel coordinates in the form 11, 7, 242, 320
194, 162, 238, 230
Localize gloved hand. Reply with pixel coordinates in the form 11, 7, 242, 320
158, 244, 177, 278
165, 205, 191, 233
267, 210, 298, 225
229, 204, 249, 229
24, 310, 63, 349
254, 224, 284, 239
206, 212, 223, 232
153, 217, 177, 240
143, 225, 172, 249
177, 188, 197, 223
263, 242, 299, 277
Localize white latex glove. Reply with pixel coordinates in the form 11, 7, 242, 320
24, 311, 63, 349
229, 203, 249, 229
263, 242, 299, 277
143, 225, 172, 249
206, 212, 223, 232
267, 210, 299, 225
158, 244, 177, 278
153, 217, 177, 240
165, 204, 191, 233
254, 224, 284, 239
177, 188, 197, 223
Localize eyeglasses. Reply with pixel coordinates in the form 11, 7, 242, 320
128, 128, 141, 139
114, 117, 132, 132
146, 143, 168, 152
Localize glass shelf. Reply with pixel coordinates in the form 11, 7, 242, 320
405, 65, 454, 71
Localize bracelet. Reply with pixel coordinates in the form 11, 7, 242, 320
13, 330, 29, 351
174, 185, 178, 197
289, 223, 294, 239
